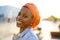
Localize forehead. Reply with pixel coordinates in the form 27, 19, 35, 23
20, 7, 33, 16
21, 7, 29, 12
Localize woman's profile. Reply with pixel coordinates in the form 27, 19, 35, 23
12, 3, 40, 40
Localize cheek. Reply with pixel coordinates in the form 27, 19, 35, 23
23, 19, 29, 23
23, 18, 33, 25
23, 19, 32, 25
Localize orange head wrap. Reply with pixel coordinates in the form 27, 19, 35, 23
23, 3, 40, 28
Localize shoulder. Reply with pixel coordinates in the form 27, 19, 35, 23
27, 37, 39, 40
26, 30, 39, 40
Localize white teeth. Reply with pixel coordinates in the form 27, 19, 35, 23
17, 21, 22, 23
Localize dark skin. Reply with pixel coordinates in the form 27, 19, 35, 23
16, 7, 34, 33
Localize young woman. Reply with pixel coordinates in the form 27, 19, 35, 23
12, 3, 40, 40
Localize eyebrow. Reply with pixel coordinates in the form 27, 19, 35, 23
23, 6, 28, 9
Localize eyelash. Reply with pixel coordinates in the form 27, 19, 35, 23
23, 16, 28, 18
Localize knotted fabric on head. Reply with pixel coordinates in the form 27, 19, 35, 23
23, 3, 40, 28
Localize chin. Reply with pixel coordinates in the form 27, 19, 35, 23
16, 24, 20, 27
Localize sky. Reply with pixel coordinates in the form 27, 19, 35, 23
0, 0, 60, 19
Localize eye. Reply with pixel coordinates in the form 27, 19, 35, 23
23, 13, 28, 18
24, 15, 28, 18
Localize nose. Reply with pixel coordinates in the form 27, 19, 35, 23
16, 16, 22, 21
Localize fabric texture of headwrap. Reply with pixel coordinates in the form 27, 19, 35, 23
23, 3, 40, 28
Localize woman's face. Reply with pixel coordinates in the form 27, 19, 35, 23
16, 7, 34, 28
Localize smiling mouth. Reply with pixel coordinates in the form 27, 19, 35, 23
16, 21, 23, 24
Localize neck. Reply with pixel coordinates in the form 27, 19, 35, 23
20, 28, 24, 33
20, 27, 28, 33
19, 26, 31, 33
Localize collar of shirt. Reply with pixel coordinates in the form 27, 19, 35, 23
17, 28, 32, 38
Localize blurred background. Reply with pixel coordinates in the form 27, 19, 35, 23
0, 0, 60, 40
0, 6, 20, 40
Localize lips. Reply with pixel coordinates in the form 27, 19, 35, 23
16, 21, 22, 27
17, 21, 22, 24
